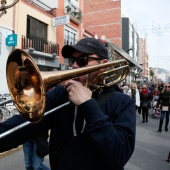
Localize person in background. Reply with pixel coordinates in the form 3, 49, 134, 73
137, 86, 142, 117
140, 85, 152, 123
129, 83, 140, 116
23, 130, 50, 170
157, 83, 170, 132
123, 84, 131, 96
167, 150, 170, 163
0, 37, 136, 170
158, 81, 164, 92
151, 87, 160, 109
147, 82, 153, 92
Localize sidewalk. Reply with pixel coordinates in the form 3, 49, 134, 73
0, 145, 22, 159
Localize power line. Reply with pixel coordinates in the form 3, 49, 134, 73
151, 56, 170, 58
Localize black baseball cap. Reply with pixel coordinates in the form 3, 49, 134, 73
62, 37, 108, 59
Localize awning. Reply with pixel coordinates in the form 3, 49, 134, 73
109, 42, 143, 70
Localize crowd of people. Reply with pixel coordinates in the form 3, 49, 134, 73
120, 81, 170, 132
121, 80, 170, 164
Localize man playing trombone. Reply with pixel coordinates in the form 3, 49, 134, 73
0, 37, 136, 170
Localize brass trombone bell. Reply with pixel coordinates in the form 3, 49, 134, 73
6, 49, 129, 123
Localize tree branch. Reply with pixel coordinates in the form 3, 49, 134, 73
0, 0, 19, 17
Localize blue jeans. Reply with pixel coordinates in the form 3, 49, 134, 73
23, 139, 50, 170
160, 111, 170, 120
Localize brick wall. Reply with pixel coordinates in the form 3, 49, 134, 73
83, 0, 122, 47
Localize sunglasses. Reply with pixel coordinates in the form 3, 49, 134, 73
165, 86, 170, 88
69, 55, 102, 67
142, 88, 146, 89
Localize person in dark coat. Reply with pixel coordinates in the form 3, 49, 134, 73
0, 38, 136, 170
157, 83, 170, 132
167, 150, 170, 163
22, 130, 49, 170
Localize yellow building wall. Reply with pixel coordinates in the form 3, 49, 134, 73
0, 5, 13, 29
14, 2, 56, 48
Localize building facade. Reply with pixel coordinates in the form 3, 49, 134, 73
83, 0, 122, 47
58, 0, 83, 68
0, 0, 146, 95
83, 0, 143, 83
0, 1, 15, 94
139, 38, 149, 82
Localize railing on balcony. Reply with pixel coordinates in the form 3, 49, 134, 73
64, 35, 78, 46
65, 0, 82, 20
21, 35, 59, 54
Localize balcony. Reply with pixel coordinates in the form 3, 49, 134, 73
21, 35, 59, 55
64, 1, 82, 24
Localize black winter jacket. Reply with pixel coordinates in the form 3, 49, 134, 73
157, 90, 170, 107
0, 85, 136, 170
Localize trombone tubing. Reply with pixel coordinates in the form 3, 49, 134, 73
0, 101, 70, 139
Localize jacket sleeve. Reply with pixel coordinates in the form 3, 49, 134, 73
78, 92, 136, 169
157, 93, 162, 107
0, 85, 67, 153
0, 114, 49, 152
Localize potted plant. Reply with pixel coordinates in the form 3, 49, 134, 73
65, 5, 71, 13
77, 11, 82, 19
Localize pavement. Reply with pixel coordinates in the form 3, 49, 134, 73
125, 110, 170, 170
0, 146, 22, 159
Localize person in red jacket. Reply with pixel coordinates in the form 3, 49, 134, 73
140, 85, 152, 123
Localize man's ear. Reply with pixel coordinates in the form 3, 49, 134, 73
100, 59, 108, 72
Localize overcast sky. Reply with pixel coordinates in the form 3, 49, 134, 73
122, 0, 170, 71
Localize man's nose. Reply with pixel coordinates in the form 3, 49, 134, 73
72, 61, 79, 68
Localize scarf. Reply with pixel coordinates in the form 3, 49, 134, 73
142, 89, 148, 95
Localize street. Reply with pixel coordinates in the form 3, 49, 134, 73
125, 110, 170, 170
0, 109, 170, 170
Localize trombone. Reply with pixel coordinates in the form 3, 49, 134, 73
0, 49, 129, 139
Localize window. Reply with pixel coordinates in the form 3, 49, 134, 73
26, 16, 48, 51
27, 16, 47, 39
64, 26, 78, 65
64, 26, 77, 46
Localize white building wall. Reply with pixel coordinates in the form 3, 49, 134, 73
0, 26, 13, 94
0, 3, 14, 95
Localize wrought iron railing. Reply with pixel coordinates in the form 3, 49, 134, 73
64, 35, 78, 46
21, 35, 59, 54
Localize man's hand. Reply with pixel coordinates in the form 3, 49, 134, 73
64, 80, 92, 105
